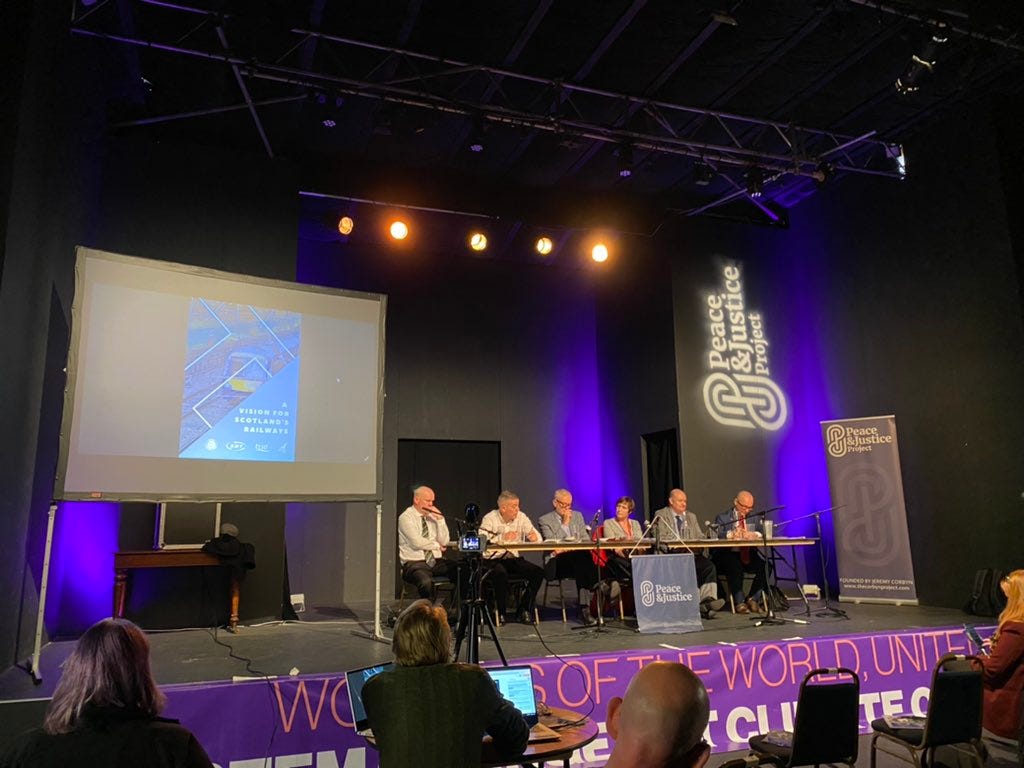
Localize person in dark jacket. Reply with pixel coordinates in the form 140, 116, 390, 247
977, 569, 1024, 765
362, 599, 529, 768
0, 618, 213, 768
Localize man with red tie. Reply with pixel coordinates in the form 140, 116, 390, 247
711, 490, 769, 614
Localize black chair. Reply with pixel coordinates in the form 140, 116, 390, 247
541, 557, 568, 622
870, 653, 985, 768
396, 574, 458, 614
749, 666, 859, 768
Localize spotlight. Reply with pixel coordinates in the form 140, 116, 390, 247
895, 24, 948, 95
467, 117, 488, 153
535, 236, 553, 256
812, 161, 834, 185
746, 167, 764, 198
469, 232, 488, 251
591, 243, 609, 263
389, 220, 409, 240
694, 162, 714, 186
616, 144, 634, 178
886, 143, 907, 179
337, 216, 354, 235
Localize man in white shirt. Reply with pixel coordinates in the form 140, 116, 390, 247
398, 485, 460, 601
479, 490, 544, 624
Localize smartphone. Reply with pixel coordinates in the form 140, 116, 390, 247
964, 624, 988, 655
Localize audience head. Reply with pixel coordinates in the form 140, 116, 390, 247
392, 599, 451, 667
615, 496, 635, 520
999, 569, 1024, 627
733, 490, 754, 515
44, 618, 166, 735
668, 489, 688, 514
606, 661, 710, 768
497, 490, 521, 522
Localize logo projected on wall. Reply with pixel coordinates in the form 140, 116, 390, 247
178, 299, 301, 462
702, 263, 788, 431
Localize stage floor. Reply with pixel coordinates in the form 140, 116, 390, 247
0, 598, 971, 701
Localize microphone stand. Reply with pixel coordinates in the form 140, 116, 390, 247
809, 507, 847, 619
572, 514, 623, 634
770, 507, 848, 620
730, 506, 792, 627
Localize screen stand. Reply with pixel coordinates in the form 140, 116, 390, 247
21, 503, 57, 683
352, 501, 389, 645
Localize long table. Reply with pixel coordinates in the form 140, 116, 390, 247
484, 537, 818, 614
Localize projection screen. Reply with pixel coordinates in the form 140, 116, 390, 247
54, 247, 386, 501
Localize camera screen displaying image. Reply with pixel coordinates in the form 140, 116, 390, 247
458, 532, 486, 554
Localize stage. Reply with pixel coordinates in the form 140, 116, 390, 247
0, 599, 990, 767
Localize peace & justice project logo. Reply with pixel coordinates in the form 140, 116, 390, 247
701, 263, 788, 431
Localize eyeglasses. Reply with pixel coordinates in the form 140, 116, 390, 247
554, 500, 572, 508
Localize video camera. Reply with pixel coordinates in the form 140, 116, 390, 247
456, 503, 487, 555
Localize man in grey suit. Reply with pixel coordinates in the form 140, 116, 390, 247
538, 488, 599, 624
652, 489, 725, 618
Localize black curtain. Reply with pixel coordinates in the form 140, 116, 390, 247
643, 429, 680, 520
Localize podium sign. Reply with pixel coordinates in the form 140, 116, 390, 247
632, 553, 703, 634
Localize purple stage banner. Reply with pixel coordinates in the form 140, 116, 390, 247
821, 415, 918, 604
162, 625, 978, 767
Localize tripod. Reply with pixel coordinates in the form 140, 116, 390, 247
452, 556, 508, 664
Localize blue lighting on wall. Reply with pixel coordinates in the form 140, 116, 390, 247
46, 501, 120, 637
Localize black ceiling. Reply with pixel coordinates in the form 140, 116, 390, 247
71, 0, 1024, 231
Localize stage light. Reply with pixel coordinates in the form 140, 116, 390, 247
337, 216, 354, 235
591, 243, 609, 263
389, 220, 409, 240
895, 25, 948, 95
694, 162, 714, 186
469, 232, 488, 251
617, 144, 634, 178
535, 237, 553, 256
887, 143, 907, 179
746, 167, 764, 198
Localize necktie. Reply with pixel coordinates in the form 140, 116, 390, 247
421, 517, 435, 566
739, 514, 750, 564
676, 515, 685, 538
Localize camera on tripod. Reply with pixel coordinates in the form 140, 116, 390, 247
456, 503, 487, 555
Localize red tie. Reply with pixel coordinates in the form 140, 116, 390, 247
739, 514, 750, 564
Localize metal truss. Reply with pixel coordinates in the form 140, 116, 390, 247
70, 0, 907, 222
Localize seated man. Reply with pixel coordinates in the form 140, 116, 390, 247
711, 490, 770, 614
537, 488, 599, 622
397, 486, 463, 608
363, 600, 529, 768
605, 661, 711, 768
480, 490, 545, 624
652, 489, 726, 618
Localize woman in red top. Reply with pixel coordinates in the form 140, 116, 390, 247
979, 569, 1024, 759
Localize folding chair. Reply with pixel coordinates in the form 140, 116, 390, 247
749, 666, 859, 768
870, 653, 985, 768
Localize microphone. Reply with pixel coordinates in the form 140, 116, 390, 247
587, 509, 602, 532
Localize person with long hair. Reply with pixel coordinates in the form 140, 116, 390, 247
362, 599, 529, 768
978, 569, 1024, 760
0, 618, 212, 767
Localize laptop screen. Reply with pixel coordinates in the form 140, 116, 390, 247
345, 662, 394, 731
485, 665, 539, 725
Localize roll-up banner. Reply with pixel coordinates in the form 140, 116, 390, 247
821, 415, 918, 605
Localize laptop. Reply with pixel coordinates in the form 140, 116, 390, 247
485, 665, 561, 742
345, 661, 395, 736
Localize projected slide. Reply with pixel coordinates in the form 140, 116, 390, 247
178, 299, 301, 461
57, 248, 385, 501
